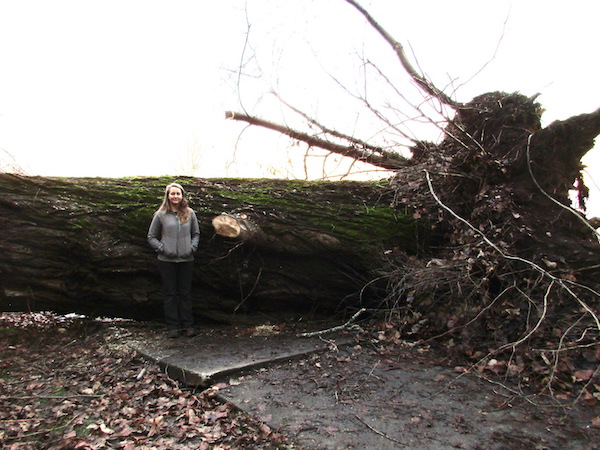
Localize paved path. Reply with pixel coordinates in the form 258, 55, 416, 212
126, 324, 598, 449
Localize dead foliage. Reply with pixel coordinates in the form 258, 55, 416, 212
0, 312, 289, 449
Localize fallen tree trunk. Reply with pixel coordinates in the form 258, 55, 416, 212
226, 88, 600, 400
0, 175, 428, 322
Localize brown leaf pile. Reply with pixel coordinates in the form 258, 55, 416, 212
0, 312, 288, 449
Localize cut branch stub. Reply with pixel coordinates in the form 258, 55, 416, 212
212, 213, 241, 238
212, 213, 265, 242
212, 212, 343, 255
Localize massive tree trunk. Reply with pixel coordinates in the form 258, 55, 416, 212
0, 175, 426, 322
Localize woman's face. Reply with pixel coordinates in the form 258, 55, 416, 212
168, 187, 183, 208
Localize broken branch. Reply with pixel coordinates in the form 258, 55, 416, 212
225, 111, 411, 170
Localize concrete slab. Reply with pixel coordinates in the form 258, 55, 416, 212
128, 325, 354, 388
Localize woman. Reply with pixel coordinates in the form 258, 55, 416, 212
148, 183, 200, 338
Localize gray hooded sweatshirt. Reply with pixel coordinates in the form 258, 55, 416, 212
147, 210, 200, 262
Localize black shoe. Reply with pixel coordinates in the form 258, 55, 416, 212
184, 328, 197, 337
168, 330, 179, 339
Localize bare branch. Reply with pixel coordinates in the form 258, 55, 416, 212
297, 308, 365, 337
225, 111, 412, 170
273, 92, 410, 152
341, 0, 462, 109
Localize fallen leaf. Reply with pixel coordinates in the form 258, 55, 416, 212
581, 389, 598, 406
99, 422, 114, 434
574, 369, 595, 382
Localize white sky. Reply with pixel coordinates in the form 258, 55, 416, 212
0, 0, 599, 215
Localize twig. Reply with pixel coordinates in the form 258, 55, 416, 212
356, 361, 382, 389
234, 266, 263, 313
136, 366, 147, 380
297, 308, 365, 337
318, 336, 339, 352
354, 414, 407, 446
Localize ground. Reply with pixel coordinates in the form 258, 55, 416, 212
1, 313, 599, 449
0, 313, 288, 449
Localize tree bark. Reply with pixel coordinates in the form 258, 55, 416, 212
0, 175, 426, 322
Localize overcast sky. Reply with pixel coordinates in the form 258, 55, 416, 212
0, 0, 598, 214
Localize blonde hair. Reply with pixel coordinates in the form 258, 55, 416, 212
156, 182, 192, 223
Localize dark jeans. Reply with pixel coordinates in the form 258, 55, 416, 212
157, 260, 194, 331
